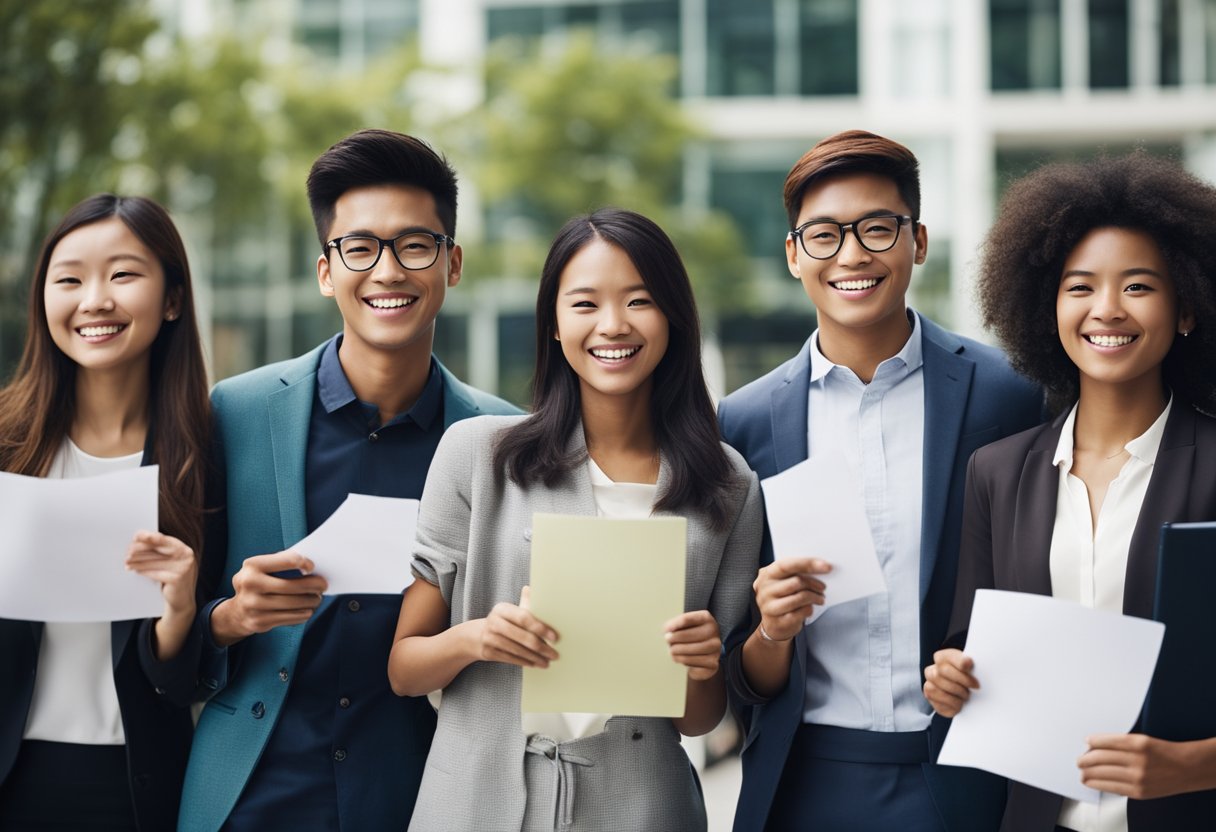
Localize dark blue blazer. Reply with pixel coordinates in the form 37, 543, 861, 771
718, 313, 1043, 832
0, 439, 225, 832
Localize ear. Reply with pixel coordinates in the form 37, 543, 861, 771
446, 243, 463, 288
785, 234, 802, 280
163, 287, 183, 321
317, 253, 335, 298
912, 222, 928, 265
1178, 307, 1196, 336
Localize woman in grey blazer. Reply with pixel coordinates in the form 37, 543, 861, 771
923, 153, 1216, 830
388, 208, 763, 831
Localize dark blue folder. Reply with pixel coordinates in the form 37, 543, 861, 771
1142, 521, 1216, 742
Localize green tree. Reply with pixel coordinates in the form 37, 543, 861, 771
457, 32, 753, 315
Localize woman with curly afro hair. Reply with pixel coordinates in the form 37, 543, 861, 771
924, 152, 1216, 831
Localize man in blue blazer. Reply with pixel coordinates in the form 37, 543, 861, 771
718, 130, 1042, 832
178, 130, 519, 832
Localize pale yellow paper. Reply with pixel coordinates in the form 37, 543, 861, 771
522, 513, 687, 717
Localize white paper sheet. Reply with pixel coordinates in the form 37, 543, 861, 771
937, 589, 1164, 803
291, 493, 418, 595
0, 465, 163, 622
760, 451, 886, 619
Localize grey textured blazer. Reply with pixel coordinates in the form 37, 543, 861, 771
409, 415, 764, 832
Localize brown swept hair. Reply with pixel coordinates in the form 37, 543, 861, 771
0, 194, 212, 556
783, 129, 922, 229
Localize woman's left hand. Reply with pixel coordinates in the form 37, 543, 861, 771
1079, 733, 1216, 799
126, 530, 198, 620
664, 610, 721, 681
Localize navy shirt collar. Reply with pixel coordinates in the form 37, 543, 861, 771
316, 334, 443, 430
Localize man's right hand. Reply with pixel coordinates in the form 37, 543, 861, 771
753, 556, 832, 642
210, 551, 328, 647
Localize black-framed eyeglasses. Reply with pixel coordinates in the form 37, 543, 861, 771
788, 215, 913, 260
325, 232, 455, 272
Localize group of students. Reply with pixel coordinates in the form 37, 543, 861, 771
0, 125, 1213, 832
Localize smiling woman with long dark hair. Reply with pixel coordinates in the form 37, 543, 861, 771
388, 207, 762, 831
0, 194, 222, 831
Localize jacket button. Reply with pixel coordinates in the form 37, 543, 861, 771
631, 730, 643, 740
202, 677, 219, 690
368, 433, 379, 443
278, 668, 289, 682
333, 748, 347, 762
338, 696, 351, 709
522, 528, 532, 542
154, 687, 166, 696
251, 701, 266, 719
347, 599, 361, 612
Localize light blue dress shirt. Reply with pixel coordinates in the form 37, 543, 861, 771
801, 315, 932, 732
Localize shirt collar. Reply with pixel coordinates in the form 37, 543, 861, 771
316, 334, 443, 430
809, 309, 923, 383
1052, 396, 1173, 468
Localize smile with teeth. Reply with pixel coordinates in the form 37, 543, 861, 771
365, 296, 416, 309
1085, 334, 1136, 347
78, 324, 125, 337
590, 346, 641, 361
830, 277, 882, 291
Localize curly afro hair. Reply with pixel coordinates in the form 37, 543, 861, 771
977, 151, 1216, 414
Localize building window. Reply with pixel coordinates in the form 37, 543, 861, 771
706, 0, 776, 96
800, 0, 859, 95
1088, 0, 1130, 88
990, 0, 1062, 90
709, 165, 789, 257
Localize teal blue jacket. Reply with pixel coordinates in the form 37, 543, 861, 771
177, 340, 519, 832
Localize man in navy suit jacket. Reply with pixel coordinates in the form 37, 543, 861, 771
718, 130, 1041, 832
178, 130, 518, 832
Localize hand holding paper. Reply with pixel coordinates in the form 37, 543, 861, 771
936, 590, 1164, 803
291, 493, 420, 595
0, 465, 163, 622
760, 451, 886, 620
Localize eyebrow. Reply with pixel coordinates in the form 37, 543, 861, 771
49, 253, 153, 269
801, 209, 903, 225
338, 226, 440, 239
563, 283, 650, 296
1061, 267, 1165, 279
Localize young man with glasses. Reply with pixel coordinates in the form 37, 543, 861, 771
178, 129, 519, 832
718, 130, 1042, 831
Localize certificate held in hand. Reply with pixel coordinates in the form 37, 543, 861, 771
522, 513, 687, 718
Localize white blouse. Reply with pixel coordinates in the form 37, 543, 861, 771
1051, 399, 1171, 832
22, 438, 143, 745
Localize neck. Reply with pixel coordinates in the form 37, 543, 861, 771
579, 381, 658, 460
71, 363, 151, 456
816, 308, 912, 384
1073, 373, 1169, 454
338, 328, 434, 425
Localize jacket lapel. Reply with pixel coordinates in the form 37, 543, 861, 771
1013, 415, 1066, 596
437, 359, 482, 428
769, 338, 812, 476
1123, 403, 1196, 618
919, 319, 974, 600
267, 375, 314, 550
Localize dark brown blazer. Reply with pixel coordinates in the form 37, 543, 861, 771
947, 400, 1216, 831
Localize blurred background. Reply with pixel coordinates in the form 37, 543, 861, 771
3, 0, 1216, 409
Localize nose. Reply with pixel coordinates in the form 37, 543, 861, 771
370, 242, 406, 283
80, 280, 115, 313
598, 306, 632, 338
835, 226, 873, 267
1091, 284, 1127, 321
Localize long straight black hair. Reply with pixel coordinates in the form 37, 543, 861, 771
493, 207, 738, 529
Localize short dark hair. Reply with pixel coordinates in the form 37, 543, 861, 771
783, 129, 921, 229
978, 151, 1216, 413
493, 207, 741, 529
305, 128, 458, 245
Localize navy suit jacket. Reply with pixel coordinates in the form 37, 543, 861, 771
0, 438, 225, 831
718, 312, 1043, 832
178, 341, 519, 832
947, 401, 1216, 831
